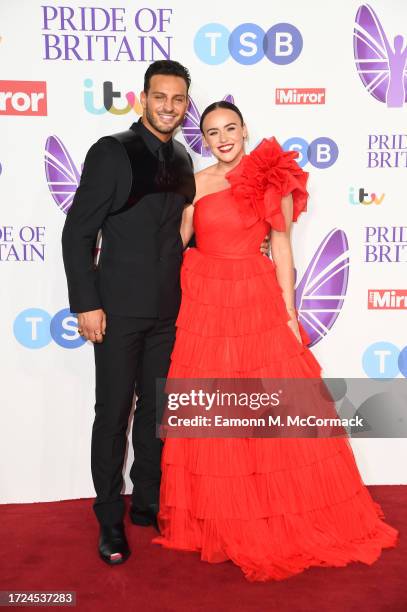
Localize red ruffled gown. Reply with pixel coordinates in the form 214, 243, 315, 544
153, 138, 398, 581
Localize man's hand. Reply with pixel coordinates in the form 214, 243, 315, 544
260, 233, 271, 256
77, 309, 106, 343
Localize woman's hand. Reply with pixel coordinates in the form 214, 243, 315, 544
287, 312, 302, 344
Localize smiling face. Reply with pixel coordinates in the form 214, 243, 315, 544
140, 74, 188, 140
202, 107, 247, 163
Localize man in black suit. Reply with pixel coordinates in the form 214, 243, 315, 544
62, 60, 195, 565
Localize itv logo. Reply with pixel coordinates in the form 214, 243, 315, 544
349, 187, 385, 205
84, 78, 142, 115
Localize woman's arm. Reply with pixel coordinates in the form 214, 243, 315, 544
180, 171, 205, 248
270, 193, 302, 343
180, 203, 195, 248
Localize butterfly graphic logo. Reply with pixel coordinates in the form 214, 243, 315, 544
354, 4, 407, 107
295, 229, 349, 347
45, 135, 82, 214
181, 94, 235, 156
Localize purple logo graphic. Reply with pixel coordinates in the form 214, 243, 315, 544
295, 229, 349, 346
354, 4, 407, 107
181, 95, 234, 156
45, 136, 82, 214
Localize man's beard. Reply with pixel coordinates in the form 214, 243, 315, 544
146, 106, 183, 135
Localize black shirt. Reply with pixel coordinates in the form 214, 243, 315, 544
133, 118, 163, 155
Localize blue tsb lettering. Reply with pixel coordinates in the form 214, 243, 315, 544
194, 22, 303, 65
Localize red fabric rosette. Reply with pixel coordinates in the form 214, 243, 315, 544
226, 137, 309, 231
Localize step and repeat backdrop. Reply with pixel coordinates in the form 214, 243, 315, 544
1, 0, 406, 503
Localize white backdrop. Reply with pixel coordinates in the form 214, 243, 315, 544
1, 0, 406, 504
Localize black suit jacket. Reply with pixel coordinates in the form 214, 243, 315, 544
62, 122, 195, 317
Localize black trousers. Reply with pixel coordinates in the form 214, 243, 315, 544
92, 314, 176, 526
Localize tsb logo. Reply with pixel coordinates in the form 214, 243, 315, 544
362, 342, 407, 378
14, 308, 86, 349
0, 81, 47, 116
283, 137, 339, 169
194, 22, 302, 65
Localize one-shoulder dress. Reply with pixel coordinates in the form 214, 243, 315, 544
153, 138, 398, 582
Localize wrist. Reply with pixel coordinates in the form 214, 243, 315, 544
286, 307, 298, 320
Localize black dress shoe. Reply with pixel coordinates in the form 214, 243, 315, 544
130, 504, 159, 531
98, 523, 130, 565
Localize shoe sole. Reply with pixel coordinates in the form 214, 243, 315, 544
99, 551, 131, 565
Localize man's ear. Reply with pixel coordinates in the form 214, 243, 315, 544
140, 90, 147, 110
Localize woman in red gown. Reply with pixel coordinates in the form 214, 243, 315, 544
153, 101, 398, 581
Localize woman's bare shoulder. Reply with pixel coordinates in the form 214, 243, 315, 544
194, 164, 218, 201
195, 164, 218, 182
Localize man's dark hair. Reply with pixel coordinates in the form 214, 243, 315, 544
144, 60, 191, 93
200, 100, 244, 132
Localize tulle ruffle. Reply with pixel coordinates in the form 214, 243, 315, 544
226, 137, 308, 232
155, 450, 398, 581
172, 248, 318, 376
154, 222, 398, 581
155, 439, 398, 581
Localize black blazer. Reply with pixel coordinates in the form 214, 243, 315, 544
62, 122, 195, 317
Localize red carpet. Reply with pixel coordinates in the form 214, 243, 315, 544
1, 486, 405, 612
